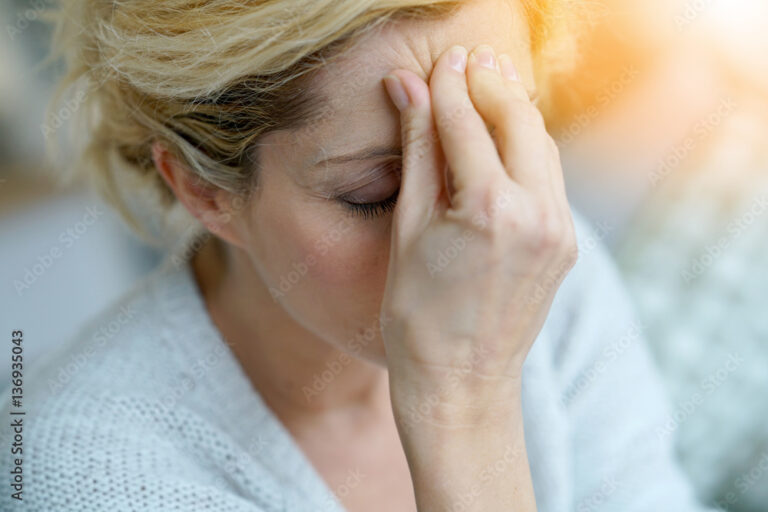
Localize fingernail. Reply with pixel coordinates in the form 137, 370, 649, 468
498, 54, 520, 81
473, 45, 496, 70
448, 45, 467, 73
383, 74, 410, 111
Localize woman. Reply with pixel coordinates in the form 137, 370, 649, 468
1, 0, 716, 510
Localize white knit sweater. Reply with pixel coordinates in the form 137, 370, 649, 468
0, 212, 717, 511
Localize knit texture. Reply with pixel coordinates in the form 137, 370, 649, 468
0, 211, 718, 511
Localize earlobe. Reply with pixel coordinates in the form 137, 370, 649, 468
150, 140, 247, 249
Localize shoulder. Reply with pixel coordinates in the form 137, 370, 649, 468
23, 255, 194, 401
0, 256, 278, 511
5, 250, 243, 421
0, 385, 275, 511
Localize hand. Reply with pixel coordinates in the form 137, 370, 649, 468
381, 43, 578, 429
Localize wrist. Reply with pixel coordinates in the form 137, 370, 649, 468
392, 398, 534, 512
387, 367, 524, 435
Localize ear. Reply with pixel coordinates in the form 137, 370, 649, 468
151, 141, 248, 249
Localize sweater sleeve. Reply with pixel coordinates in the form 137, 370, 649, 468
0, 389, 281, 512
554, 214, 722, 512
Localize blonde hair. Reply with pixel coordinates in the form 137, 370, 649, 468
46, 0, 586, 248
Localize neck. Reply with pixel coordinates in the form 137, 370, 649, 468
189, 235, 391, 426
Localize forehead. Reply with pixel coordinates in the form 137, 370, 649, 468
315, 0, 533, 96
272, 0, 533, 171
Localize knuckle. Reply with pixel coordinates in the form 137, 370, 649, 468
401, 128, 435, 166
526, 206, 564, 253
472, 183, 503, 223
401, 114, 425, 145
540, 222, 563, 251
474, 185, 516, 230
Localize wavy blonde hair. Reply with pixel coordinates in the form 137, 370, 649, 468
46, 0, 587, 248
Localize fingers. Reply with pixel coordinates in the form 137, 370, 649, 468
429, 45, 508, 210
382, 69, 449, 245
466, 45, 564, 197
464, 45, 575, 276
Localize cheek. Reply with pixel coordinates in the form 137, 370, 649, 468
250, 187, 391, 300
305, 217, 390, 288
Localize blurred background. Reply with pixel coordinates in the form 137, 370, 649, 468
1, 1, 766, 510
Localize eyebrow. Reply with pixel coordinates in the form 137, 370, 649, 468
312, 145, 402, 167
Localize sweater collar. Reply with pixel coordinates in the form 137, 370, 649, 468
154, 249, 348, 512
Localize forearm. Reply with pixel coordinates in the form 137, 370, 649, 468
391, 380, 537, 511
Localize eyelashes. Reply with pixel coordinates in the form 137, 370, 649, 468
336, 160, 401, 220
340, 187, 400, 220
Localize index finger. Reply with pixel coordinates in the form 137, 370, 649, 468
429, 45, 508, 208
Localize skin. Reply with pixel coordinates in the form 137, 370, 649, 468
152, 0, 577, 510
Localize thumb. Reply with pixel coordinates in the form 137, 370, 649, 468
383, 70, 448, 247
